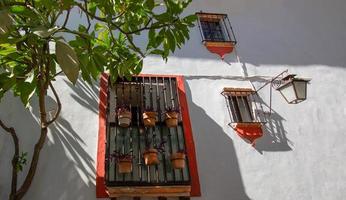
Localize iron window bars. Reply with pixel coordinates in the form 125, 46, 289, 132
105, 76, 191, 187
221, 88, 266, 126
196, 12, 237, 44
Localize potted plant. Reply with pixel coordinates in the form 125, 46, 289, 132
143, 140, 166, 166
143, 148, 159, 165
117, 104, 132, 127
170, 149, 186, 169
110, 150, 134, 173
164, 107, 180, 127
142, 106, 158, 127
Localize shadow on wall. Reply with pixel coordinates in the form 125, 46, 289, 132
251, 94, 293, 154
184, 80, 251, 200
170, 0, 346, 68
0, 91, 98, 200
64, 79, 99, 114
28, 95, 98, 200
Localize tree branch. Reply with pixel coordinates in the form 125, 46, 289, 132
83, 0, 91, 31
62, 10, 70, 28
0, 119, 19, 200
125, 34, 145, 58
46, 82, 61, 126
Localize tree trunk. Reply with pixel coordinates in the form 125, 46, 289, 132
0, 120, 19, 200
12, 44, 50, 200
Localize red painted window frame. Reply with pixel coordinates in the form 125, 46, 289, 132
96, 73, 201, 198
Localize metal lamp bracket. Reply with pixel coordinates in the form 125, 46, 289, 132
254, 69, 291, 115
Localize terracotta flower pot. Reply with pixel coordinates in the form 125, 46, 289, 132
117, 158, 132, 173
118, 110, 132, 127
170, 152, 186, 169
165, 111, 179, 127
143, 148, 159, 165
143, 111, 157, 127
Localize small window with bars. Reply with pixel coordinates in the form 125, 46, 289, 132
221, 88, 261, 124
196, 12, 237, 43
221, 88, 265, 145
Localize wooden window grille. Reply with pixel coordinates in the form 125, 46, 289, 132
104, 76, 193, 198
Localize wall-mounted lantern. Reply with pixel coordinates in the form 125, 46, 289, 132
256, 70, 311, 114
275, 74, 309, 104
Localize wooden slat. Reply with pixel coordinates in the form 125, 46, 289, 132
107, 186, 191, 197
222, 87, 255, 96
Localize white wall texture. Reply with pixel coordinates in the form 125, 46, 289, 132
1, 0, 346, 199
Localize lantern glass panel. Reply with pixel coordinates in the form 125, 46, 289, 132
278, 82, 297, 103
293, 80, 307, 99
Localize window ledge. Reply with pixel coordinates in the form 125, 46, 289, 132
232, 122, 263, 128
203, 41, 236, 59
230, 122, 264, 145
107, 185, 191, 197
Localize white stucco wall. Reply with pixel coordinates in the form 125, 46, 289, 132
1, 0, 346, 199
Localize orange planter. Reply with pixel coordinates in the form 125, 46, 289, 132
142, 111, 158, 127
143, 148, 159, 165
117, 158, 132, 173
165, 111, 179, 127
170, 152, 186, 169
117, 110, 132, 127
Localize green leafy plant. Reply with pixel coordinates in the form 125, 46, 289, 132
15, 152, 27, 172
0, 1, 196, 199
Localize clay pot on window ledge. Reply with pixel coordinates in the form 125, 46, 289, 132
165, 111, 179, 127
117, 158, 133, 173
170, 152, 186, 169
142, 111, 158, 127
143, 148, 159, 165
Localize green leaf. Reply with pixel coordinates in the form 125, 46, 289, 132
150, 49, 164, 56
0, 43, 16, 56
87, 2, 97, 16
32, 26, 59, 38
14, 80, 36, 107
9, 5, 26, 14
145, 0, 155, 10
95, 23, 105, 31
0, 10, 13, 35
78, 53, 92, 84
59, 0, 74, 10
166, 30, 176, 53
55, 41, 80, 84
146, 28, 156, 50
133, 59, 143, 74
184, 14, 198, 24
